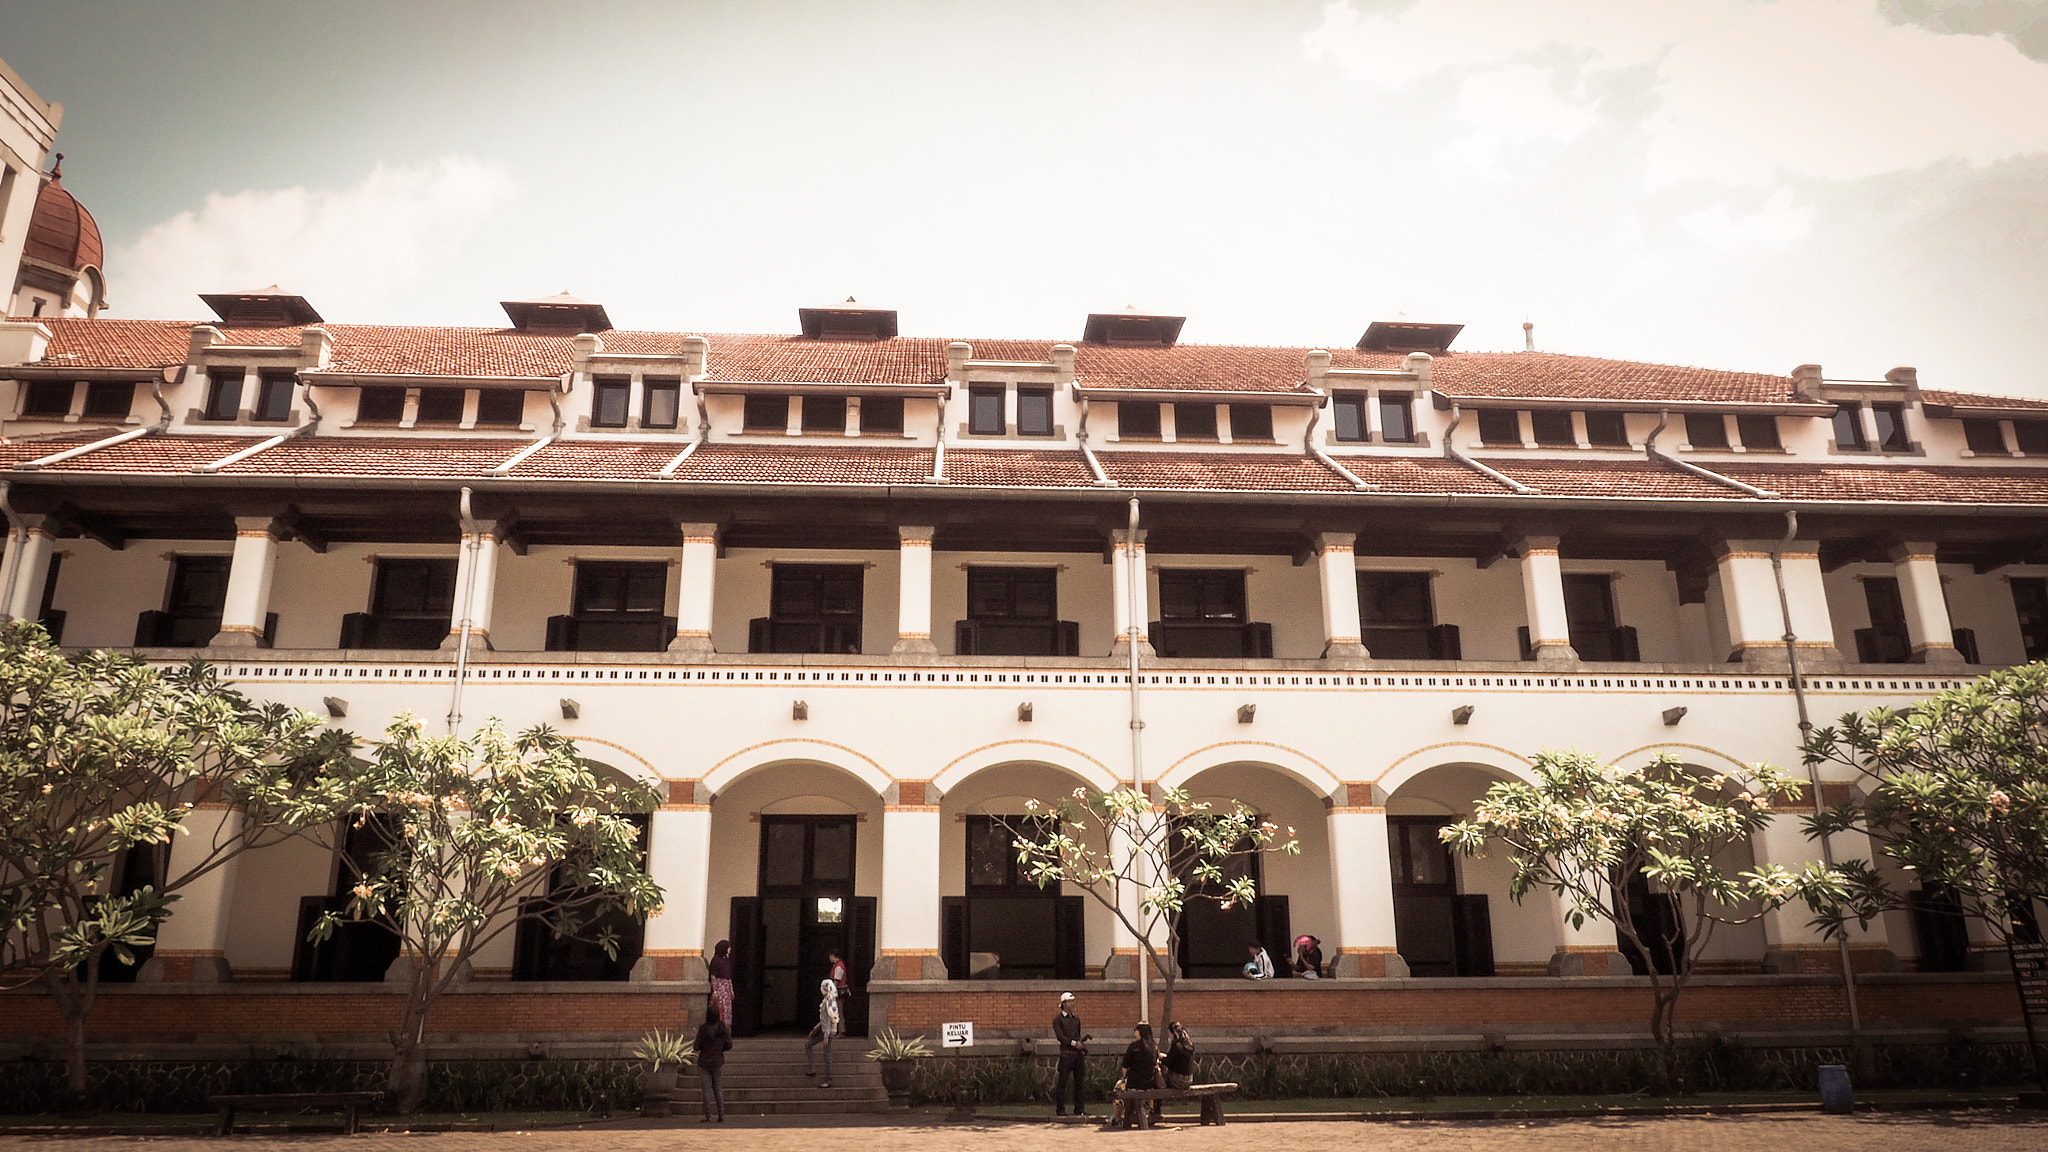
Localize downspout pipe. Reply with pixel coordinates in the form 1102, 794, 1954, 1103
658, 385, 713, 478
1072, 384, 1114, 487
1645, 410, 1781, 498
1126, 496, 1148, 1024
1303, 396, 1375, 490
195, 375, 323, 473
1443, 404, 1540, 494
928, 386, 948, 484
447, 486, 481, 735
1770, 508, 1862, 1036
15, 371, 176, 471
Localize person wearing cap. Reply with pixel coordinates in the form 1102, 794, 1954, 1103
1291, 934, 1324, 979
1052, 991, 1091, 1116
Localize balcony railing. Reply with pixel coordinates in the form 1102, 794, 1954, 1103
954, 619, 1081, 657
1361, 624, 1462, 660
747, 618, 863, 655
1517, 626, 1640, 662
1149, 621, 1274, 658
1855, 626, 1979, 664
339, 613, 448, 650
545, 615, 678, 653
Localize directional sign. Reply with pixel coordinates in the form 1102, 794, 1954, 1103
2014, 942, 2048, 1018
942, 1021, 974, 1049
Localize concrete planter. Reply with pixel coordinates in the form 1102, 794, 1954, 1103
879, 1059, 914, 1108
640, 1068, 680, 1117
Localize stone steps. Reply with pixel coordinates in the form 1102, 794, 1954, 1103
652, 1036, 893, 1116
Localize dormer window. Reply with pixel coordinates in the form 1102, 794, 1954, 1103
253, 371, 295, 423
1017, 388, 1054, 437
1585, 411, 1627, 447
1531, 411, 1574, 447
357, 386, 406, 423
1380, 396, 1415, 443
1175, 403, 1218, 441
591, 378, 629, 428
2017, 422, 2048, 454
1477, 409, 1520, 446
643, 380, 681, 429
803, 395, 848, 434
204, 369, 244, 420
743, 394, 787, 432
1119, 401, 1161, 439
1332, 394, 1366, 441
1684, 414, 1729, 450
1831, 405, 1866, 450
862, 396, 905, 434
417, 387, 465, 425
83, 381, 132, 420
1736, 415, 1780, 450
477, 390, 527, 427
1871, 403, 1908, 450
1228, 404, 1273, 441
20, 380, 73, 417
968, 387, 1005, 435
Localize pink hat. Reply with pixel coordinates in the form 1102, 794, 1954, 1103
1294, 935, 1315, 949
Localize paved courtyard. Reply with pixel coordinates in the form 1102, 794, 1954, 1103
6, 1112, 2048, 1151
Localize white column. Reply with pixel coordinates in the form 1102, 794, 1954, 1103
442, 522, 502, 651
1889, 542, 1963, 665
3, 514, 57, 623
1327, 799, 1408, 977
634, 803, 713, 981
1518, 535, 1577, 663
1754, 806, 1895, 972
879, 792, 944, 980
1548, 892, 1627, 976
1317, 532, 1366, 660
138, 807, 243, 983
214, 516, 280, 648
1713, 539, 1787, 663
1109, 529, 1154, 658
892, 525, 936, 655
669, 522, 719, 654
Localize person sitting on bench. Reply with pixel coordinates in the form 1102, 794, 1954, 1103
1113, 1024, 1163, 1127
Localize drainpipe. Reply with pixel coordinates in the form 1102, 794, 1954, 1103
14, 375, 174, 471
1126, 497, 1149, 1023
1303, 396, 1374, 490
0, 481, 24, 622
1072, 385, 1114, 487
1442, 404, 1539, 494
1770, 508, 1861, 1036
447, 487, 481, 736
658, 386, 713, 478
929, 389, 948, 484
1644, 410, 1780, 498
195, 375, 324, 473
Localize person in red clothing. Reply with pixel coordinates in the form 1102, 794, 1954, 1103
827, 950, 849, 992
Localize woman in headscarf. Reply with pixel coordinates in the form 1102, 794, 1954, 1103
707, 939, 735, 1027
804, 977, 841, 1088
1291, 934, 1324, 979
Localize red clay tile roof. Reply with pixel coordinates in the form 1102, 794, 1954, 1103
1428, 353, 1795, 404
33, 319, 191, 368
1478, 457, 1759, 500
1711, 461, 2048, 504
699, 334, 950, 385
507, 440, 690, 480
944, 448, 1096, 487
216, 436, 532, 476
0, 430, 123, 467
1334, 455, 1526, 495
1921, 389, 2048, 414
1094, 450, 1356, 491
42, 435, 262, 473
669, 442, 937, 485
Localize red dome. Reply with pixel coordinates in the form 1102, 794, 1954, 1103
23, 174, 104, 274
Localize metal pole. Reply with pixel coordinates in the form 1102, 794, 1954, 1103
1771, 510, 1861, 1035
1127, 497, 1149, 1024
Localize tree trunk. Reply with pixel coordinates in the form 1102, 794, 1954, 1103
42, 961, 98, 1099
387, 980, 439, 1112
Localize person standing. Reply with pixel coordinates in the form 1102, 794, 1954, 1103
827, 950, 849, 994
804, 977, 840, 1088
707, 939, 735, 1028
693, 1005, 733, 1122
1052, 991, 1091, 1117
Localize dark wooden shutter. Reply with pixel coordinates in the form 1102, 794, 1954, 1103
954, 620, 979, 655
1244, 622, 1273, 658
1430, 624, 1461, 659
729, 897, 762, 1037
1056, 896, 1086, 980
1254, 895, 1291, 976
1057, 620, 1080, 656
747, 617, 769, 653
942, 896, 968, 980
847, 896, 877, 1037
545, 615, 577, 651
134, 610, 168, 646
1452, 895, 1495, 977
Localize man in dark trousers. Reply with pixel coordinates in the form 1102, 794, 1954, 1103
1053, 991, 1091, 1116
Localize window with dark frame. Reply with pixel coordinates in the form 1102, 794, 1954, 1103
1962, 419, 2005, 453
158, 555, 232, 648
591, 378, 629, 428
1332, 393, 1366, 441
1584, 411, 1628, 447
356, 386, 406, 423
743, 393, 788, 431
1832, 405, 1868, 450
1736, 414, 1781, 450
1379, 394, 1415, 442
415, 387, 465, 424
1476, 408, 1521, 444
1118, 401, 1161, 438
968, 386, 1005, 435
2018, 422, 2048, 455
1871, 403, 1909, 450
1016, 388, 1054, 436
82, 381, 132, 419
476, 389, 526, 426
758, 563, 865, 654
1562, 573, 1618, 632
372, 558, 458, 620
802, 395, 848, 433
1175, 402, 1218, 440
1357, 570, 1440, 659
1530, 410, 1575, 447
1228, 404, 1273, 440
2011, 577, 2048, 662
574, 561, 668, 617
21, 380, 73, 417
968, 566, 1057, 622
965, 815, 1056, 894
204, 369, 244, 420
1684, 413, 1729, 449
642, 379, 681, 429
252, 371, 295, 422
861, 395, 905, 434
1158, 569, 1247, 623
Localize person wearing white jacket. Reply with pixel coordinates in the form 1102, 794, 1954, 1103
804, 978, 842, 1087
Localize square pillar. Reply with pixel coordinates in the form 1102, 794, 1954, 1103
1109, 529, 1155, 658
892, 525, 937, 655
3, 513, 57, 623
1714, 537, 1842, 669
1317, 532, 1367, 661
1327, 796, 1408, 977
1753, 797, 1898, 972
879, 788, 946, 980
1517, 535, 1578, 663
137, 807, 242, 983
1888, 542, 1964, 666
633, 801, 713, 981
214, 516, 281, 648
1547, 884, 1627, 976
669, 522, 719, 655
441, 521, 502, 652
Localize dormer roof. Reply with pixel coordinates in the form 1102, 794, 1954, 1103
198, 285, 323, 327
500, 291, 613, 334
1082, 309, 1186, 348
1358, 320, 1463, 354
798, 299, 898, 341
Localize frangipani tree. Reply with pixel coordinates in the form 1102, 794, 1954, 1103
0, 623, 358, 1097
996, 784, 1298, 1024
317, 716, 661, 1111
1442, 750, 1837, 1092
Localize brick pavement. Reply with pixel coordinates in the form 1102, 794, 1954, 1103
7, 1112, 2048, 1151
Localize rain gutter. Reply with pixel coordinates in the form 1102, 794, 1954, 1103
1442, 404, 1539, 494
1643, 410, 1781, 498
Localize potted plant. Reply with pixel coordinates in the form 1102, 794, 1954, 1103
632, 1029, 696, 1117
866, 1029, 933, 1108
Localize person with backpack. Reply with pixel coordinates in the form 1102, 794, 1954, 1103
1162, 1022, 1196, 1090
693, 1004, 734, 1122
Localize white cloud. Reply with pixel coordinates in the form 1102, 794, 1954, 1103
1304, 0, 2048, 186
112, 157, 516, 320
1677, 187, 1816, 250
1443, 65, 1602, 170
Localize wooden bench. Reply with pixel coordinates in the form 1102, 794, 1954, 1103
1111, 1082, 1239, 1128
208, 1091, 387, 1136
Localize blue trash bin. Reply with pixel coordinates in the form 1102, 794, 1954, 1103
1818, 1064, 1853, 1114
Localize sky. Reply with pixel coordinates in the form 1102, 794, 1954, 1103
6, 0, 2048, 392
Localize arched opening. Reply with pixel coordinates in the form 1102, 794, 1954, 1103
1385, 762, 1535, 977
939, 760, 1106, 982
509, 756, 653, 983
1175, 762, 1334, 979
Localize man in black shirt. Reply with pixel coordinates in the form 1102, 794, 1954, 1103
1053, 992, 1090, 1116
